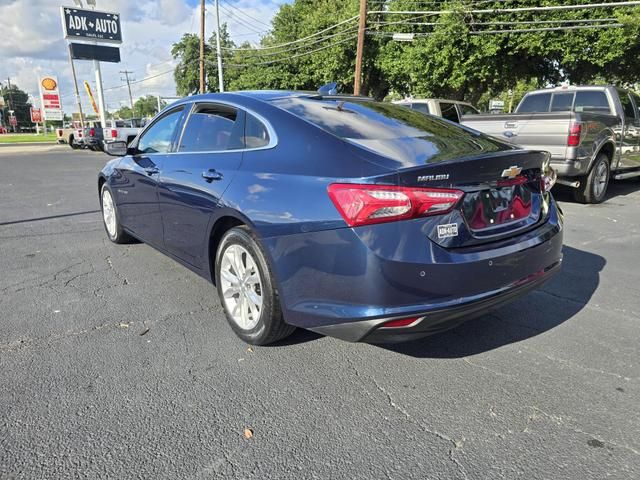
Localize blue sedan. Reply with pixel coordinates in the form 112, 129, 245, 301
99, 91, 563, 345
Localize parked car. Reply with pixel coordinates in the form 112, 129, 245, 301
81, 122, 104, 151
461, 85, 640, 203
103, 118, 146, 146
56, 122, 83, 148
57, 121, 103, 150
98, 91, 563, 345
393, 98, 480, 123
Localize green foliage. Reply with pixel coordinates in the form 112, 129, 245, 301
170, 0, 640, 104
114, 96, 166, 119
1, 84, 32, 129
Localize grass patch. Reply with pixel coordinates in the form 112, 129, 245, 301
0, 133, 57, 144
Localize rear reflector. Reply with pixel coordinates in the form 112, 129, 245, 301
328, 184, 464, 227
380, 317, 421, 329
567, 122, 582, 147
111, 129, 118, 138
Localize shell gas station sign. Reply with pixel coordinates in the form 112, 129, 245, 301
38, 76, 64, 121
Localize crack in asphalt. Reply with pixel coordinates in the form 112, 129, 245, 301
521, 345, 637, 382
462, 357, 514, 378
0, 226, 103, 240
528, 406, 640, 457
105, 255, 130, 286
0, 307, 209, 353
345, 356, 469, 480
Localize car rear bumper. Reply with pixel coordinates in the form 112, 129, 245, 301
310, 259, 560, 342
550, 158, 587, 177
262, 197, 563, 342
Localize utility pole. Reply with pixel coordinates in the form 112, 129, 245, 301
5, 78, 14, 132
215, 0, 224, 92
353, 0, 367, 96
199, 0, 206, 94
120, 70, 135, 117
67, 44, 85, 129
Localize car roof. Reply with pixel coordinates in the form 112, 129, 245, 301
526, 85, 613, 95
394, 98, 474, 106
170, 90, 374, 107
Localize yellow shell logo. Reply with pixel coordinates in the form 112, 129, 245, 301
41, 78, 57, 91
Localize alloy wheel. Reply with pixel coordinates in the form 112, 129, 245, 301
219, 244, 263, 330
102, 189, 117, 238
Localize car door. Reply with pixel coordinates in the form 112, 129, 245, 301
115, 106, 186, 245
158, 102, 246, 267
615, 90, 640, 171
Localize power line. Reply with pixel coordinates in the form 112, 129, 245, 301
223, 15, 359, 51
221, 35, 358, 67
367, 23, 625, 37
224, 26, 359, 58
219, 0, 272, 28
369, 1, 640, 15
218, 3, 266, 36
371, 18, 622, 27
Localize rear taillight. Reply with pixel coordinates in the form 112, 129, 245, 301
327, 183, 464, 227
111, 129, 117, 138
89, 128, 95, 137
568, 122, 582, 147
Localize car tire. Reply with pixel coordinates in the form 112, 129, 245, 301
574, 154, 610, 204
100, 184, 134, 244
215, 226, 295, 345
69, 135, 80, 150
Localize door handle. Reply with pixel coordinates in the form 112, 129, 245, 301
202, 169, 223, 182
144, 167, 159, 176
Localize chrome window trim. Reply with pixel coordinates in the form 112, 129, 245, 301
134, 105, 187, 155
173, 99, 278, 155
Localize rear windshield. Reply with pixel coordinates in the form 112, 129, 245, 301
518, 90, 611, 114
271, 97, 508, 164
517, 93, 551, 113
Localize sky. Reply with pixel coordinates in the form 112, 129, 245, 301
0, 0, 287, 115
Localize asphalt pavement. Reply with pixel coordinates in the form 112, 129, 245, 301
1, 145, 639, 479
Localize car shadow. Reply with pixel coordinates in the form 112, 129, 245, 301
375, 245, 604, 358
553, 178, 639, 203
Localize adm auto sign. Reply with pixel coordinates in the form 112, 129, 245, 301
61, 7, 122, 44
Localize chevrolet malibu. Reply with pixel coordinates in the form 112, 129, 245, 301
98, 91, 563, 345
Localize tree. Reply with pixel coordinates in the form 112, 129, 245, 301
1, 83, 32, 130
171, 0, 640, 104
171, 24, 238, 95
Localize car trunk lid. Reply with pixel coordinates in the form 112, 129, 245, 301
354, 147, 549, 249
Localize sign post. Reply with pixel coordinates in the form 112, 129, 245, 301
61, 5, 122, 128
38, 76, 64, 122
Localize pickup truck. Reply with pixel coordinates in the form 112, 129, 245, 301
56, 121, 103, 150
462, 85, 640, 203
393, 98, 480, 123
103, 118, 146, 146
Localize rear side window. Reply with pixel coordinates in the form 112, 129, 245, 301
550, 93, 574, 111
618, 92, 636, 119
245, 114, 270, 149
518, 93, 552, 113
439, 102, 460, 122
459, 104, 479, 115
411, 103, 431, 115
575, 91, 611, 113
179, 104, 244, 152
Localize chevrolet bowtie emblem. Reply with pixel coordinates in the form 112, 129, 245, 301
501, 166, 522, 179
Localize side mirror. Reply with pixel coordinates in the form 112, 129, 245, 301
104, 141, 128, 157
